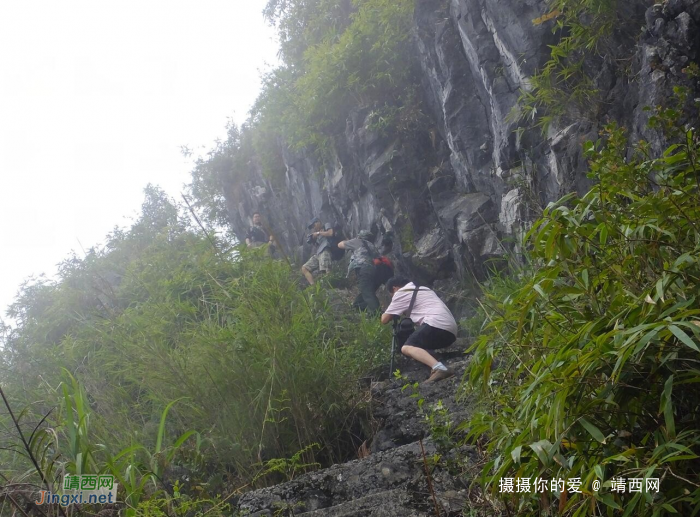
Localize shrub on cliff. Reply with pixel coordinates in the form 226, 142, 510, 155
0, 187, 387, 497
466, 110, 700, 514
249, 0, 423, 174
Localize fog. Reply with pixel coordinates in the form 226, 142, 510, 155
0, 0, 278, 320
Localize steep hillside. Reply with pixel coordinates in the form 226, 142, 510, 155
212, 0, 698, 284
236, 340, 475, 516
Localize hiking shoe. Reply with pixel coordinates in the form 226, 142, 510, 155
423, 367, 455, 384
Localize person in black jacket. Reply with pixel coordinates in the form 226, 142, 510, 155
245, 212, 273, 248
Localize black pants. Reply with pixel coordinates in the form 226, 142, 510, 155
352, 265, 380, 313
404, 324, 456, 350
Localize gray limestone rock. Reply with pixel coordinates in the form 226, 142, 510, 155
224, 0, 697, 285
226, 1, 699, 514
413, 228, 454, 279
236, 342, 475, 516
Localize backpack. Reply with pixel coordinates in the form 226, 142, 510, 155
373, 256, 394, 285
329, 226, 346, 261
359, 239, 394, 284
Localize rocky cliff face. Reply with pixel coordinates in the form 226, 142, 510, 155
225, 0, 699, 285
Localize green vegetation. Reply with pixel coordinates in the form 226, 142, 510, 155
190, 0, 424, 197
3, 1, 699, 516
187, 122, 252, 232
2, 0, 423, 510
519, 0, 626, 132
463, 95, 700, 514
257, 0, 421, 156
0, 187, 387, 514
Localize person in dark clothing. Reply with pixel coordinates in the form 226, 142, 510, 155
338, 230, 381, 313
374, 236, 396, 286
380, 238, 393, 256
245, 212, 273, 248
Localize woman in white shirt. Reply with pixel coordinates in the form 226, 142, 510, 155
381, 276, 457, 383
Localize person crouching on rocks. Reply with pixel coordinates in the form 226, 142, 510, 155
338, 230, 381, 314
380, 276, 457, 383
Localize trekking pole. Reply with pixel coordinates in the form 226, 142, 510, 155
390, 317, 398, 378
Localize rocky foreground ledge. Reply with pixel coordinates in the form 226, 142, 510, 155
236, 341, 480, 516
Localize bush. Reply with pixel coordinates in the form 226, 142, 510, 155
249, 0, 422, 172
465, 117, 700, 515
0, 189, 388, 499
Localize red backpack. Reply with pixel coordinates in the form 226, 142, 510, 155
373, 256, 394, 285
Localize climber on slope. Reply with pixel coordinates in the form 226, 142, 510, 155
245, 212, 274, 248
337, 230, 381, 314
381, 276, 458, 384
302, 217, 334, 285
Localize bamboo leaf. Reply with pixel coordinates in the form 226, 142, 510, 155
579, 417, 606, 443
529, 439, 554, 465
661, 375, 676, 439
669, 325, 699, 352
511, 445, 522, 463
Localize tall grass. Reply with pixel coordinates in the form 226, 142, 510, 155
0, 189, 388, 508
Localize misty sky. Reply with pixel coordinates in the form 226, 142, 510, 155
0, 1, 278, 320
